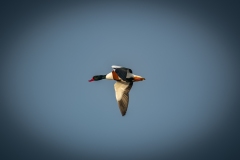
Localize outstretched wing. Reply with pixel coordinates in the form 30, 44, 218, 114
112, 65, 133, 81
114, 81, 133, 116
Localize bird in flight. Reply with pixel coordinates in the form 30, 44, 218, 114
88, 65, 145, 116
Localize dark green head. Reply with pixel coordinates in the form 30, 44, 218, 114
88, 75, 106, 82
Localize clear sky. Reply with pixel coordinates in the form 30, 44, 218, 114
1, 1, 240, 160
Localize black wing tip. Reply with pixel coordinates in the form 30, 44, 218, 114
121, 112, 126, 116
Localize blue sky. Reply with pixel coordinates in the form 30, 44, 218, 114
1, 1, 240, 160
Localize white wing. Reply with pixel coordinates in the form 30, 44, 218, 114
112, 65, 123, 69
114, 81, 133, 116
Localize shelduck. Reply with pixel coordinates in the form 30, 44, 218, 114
88, 65, 145, 116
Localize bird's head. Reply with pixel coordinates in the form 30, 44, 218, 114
88, 75, 106, 82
